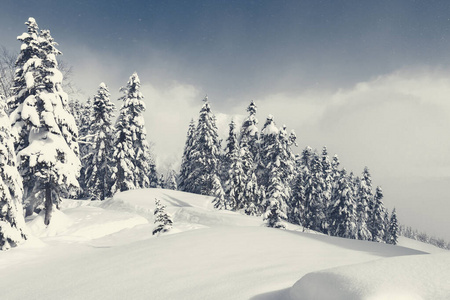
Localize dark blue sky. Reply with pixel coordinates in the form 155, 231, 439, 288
2, 0, 450, 101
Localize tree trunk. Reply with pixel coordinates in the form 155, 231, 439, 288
44, 182, 52, 226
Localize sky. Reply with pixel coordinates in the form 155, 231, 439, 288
1, 0, 450, 240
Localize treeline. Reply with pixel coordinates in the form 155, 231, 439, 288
178, 98, 399, 244
400, 225, 450, 250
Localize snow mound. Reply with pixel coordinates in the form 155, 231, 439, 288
27, 209, 74, 237
101, 188, 264, 229
290, 252, 450, 300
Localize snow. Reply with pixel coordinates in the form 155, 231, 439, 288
0, 188, 447, 299
290, 252, 450, 300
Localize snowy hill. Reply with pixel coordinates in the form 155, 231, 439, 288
0, 188, 448, 300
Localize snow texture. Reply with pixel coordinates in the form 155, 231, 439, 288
0, 188, 446, 300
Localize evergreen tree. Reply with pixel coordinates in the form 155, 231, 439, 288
0, 95, 28, 250
186, 96, 222, 196
165, 169, 178, 190
328, 169, 357, 238
77, 97, 93, 198
303, 151, 326, 232
259, 116, 291, 228
222, 120, 239, 188
368, 186, 386, 242
383, 210, 390, 243
238, 103, 262, 215
178, 119, 196, 192
356, 167, 373, 240
83, 83, 115, 200
289, 147, 313, 226
111, 73, 156, 193
239, 101, 259, 164
211, 174, 227, 210
152, 199, 173, 236
387, 208, 399, 245
8, 18, 80, 224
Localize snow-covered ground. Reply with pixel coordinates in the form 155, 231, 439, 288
0, 188, 448, 299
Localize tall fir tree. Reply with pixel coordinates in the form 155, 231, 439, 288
0, 95, 28, 250
387, 208, 399, 245
222, 120, 239, 191
239, 100, 259, 163
186, 96, 223, 196
356, 167, 373, 240
83, 83, 115, 200
321, 147, 332, 232
111, 73, 156, 194
259, 116, 290, 228
303, 151, 327, 232
368, 186, 386, 242
328, 169, 357, 238
178, 119, 196, 192
8, 18, 80, 224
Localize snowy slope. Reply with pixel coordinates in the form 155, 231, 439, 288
0, 188, 445, 300
291, 252, 450, 300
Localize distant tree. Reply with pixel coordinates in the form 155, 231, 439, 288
8, 18, 80, 224
111, 73, 156, 193
0, 47, 17, 99
387, 208, 399, 245
355, 167, 373, 240
0, 95, 28, 250
186, 96, 223, 196
178, 119, 196, 192
83, 83, 115, 200
153, 199, 173, 236
328, 169, 357, 238
368, 186, 386, 242
165, 169, 178, 190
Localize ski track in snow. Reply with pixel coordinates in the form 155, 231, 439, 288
0, 188, 448, 300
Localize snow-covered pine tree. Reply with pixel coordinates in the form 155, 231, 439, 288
165, 169, 178, 190
211, 173, 227, 210
368, 186, 386, 242
111, 73, 157, 193
223, 120, 248, 211
186, 96, 223, 196
303, 151, 327, 232
289, 147, 313, 226
355, 167, 373, 240
382, 209, 390, 243
321, 147, 332, 232
222, 120, 239, 191
178, 119, 196, 192
83, 83, 115, 200
259, 116, 290, 228
387, 208, 398, 245
8, 18, 80, 224
239, 100, 259, 163
328, 168, 357, 239
77, 97, 93, 198
238, 103, 263, 215
152, 198, 173, 236
0, 95, 28, 250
